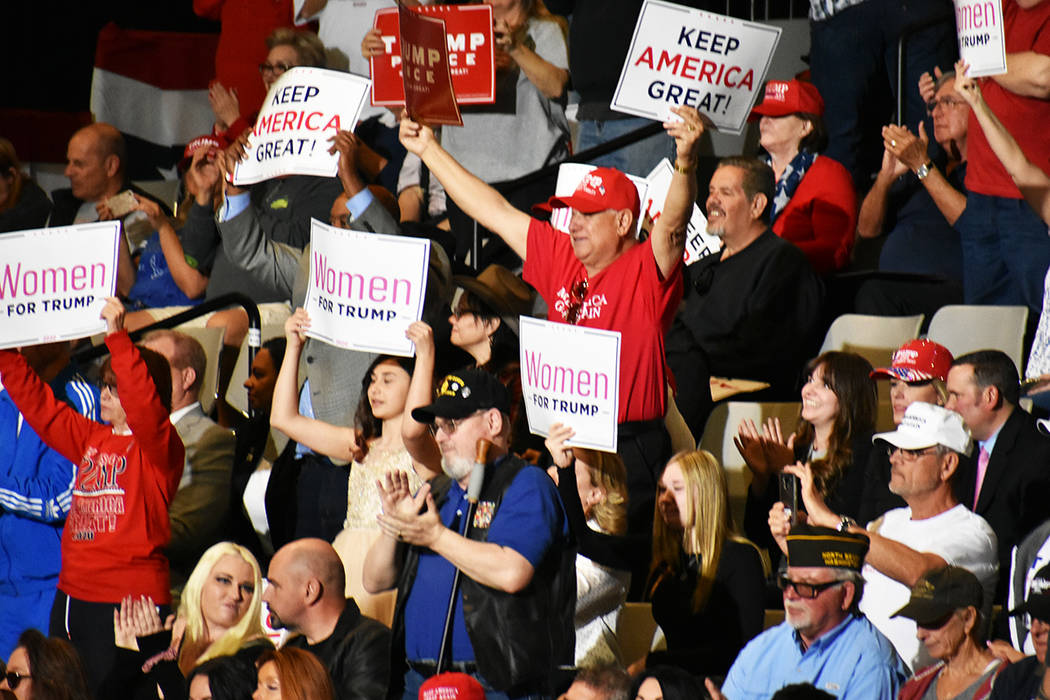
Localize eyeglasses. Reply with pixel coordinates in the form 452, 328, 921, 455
564, 278, 589, 325
431, 410, 483, 436
4, 671, 29, 690
926, 96, 966, 114
886, 446, 938, 461
777, 574, 844, 599
259, 62, 293, 76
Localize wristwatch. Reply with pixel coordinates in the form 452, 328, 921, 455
837, 515, 857, 532
916, 161, 933, 180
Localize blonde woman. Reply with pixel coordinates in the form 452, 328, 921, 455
546, 423, 631, 668
643, 451, 766, 677
107, 542, 270, 698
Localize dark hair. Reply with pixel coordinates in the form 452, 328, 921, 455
354, 354, 415, 444
261, 337, 287, 373
256, 648, 334, 700
952, 350, 1020, 407
795, 351, 877, 497
456, 289, 520, 372
17, 629, 92, 700
188, 655, 257, 700
571, 664, 631, 700
0, 138, 26, 213
716, 156, 775, 223
628, 665, 705, 700
771, 683, 836, 700
796, 112, 829, 153
100, 345, 173, 414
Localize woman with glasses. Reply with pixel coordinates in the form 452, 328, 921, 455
0, 630, 92, 700
737, 351, 876, 569
270, 308, 440, 624
638, 450, 766, 678
894, 567, 1006, 700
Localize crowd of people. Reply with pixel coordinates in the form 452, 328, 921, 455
4, 0, 1050, 699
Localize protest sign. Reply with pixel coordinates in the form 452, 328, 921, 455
643, 158, 719, 265
232, 67, 370, 185
371, 4, 495, 107
611, 0, 781, 134
519, 317, 620, 451
547, 163, 649, 239
302, 219, 430, 356
953, 0, 1006, 77
399, 4, 463, 126
0, 222, 118, 349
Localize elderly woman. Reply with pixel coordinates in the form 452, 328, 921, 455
751, 79, 857, 275
894, 566, 1006, 700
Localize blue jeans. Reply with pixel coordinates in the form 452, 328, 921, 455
576, 116, 676, 178
953, 192, 1050, 314
401, 669, 552, 700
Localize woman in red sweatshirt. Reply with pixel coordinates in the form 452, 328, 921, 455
0, 297, 184, 692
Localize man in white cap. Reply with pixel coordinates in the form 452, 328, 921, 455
774, 401, 998, 672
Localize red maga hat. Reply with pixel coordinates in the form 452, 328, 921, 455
533, 166, 640, 223
750, 79, 825, 119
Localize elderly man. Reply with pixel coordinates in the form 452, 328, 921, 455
397, 106, 702, 554
362, 369, 574, 698
665, 157, 824, 438
946, 350, 1050, 600
141, 330, 235, 586
709, 524, 906, 700
264, 538, 391, 699
785, 402, 999, 671
989, 563, 1050, 699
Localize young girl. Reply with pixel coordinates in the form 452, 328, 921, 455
0, 297, 184, 692
270, 308, 440, 623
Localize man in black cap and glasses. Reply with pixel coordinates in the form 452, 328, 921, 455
988, 563, 1050, 700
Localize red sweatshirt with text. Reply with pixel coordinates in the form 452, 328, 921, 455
0, 331, 184, 604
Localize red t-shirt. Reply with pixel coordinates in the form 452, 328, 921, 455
0, 332, 184, 604
523, 219, 683, 423
965, 0, 1050, 198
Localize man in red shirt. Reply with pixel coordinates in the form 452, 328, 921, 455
397, 106, 703, 587
954, 0, 1050, 316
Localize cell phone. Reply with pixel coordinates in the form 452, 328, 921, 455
106, 190, 138, 218
779, 472, 800, 526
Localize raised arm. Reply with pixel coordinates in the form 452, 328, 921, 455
991, 51, 1050, 99
956, 60, 1050, 224
269, 309, 363, 462
402, 322, 443, 474
134, 195, 208, 299
651, 106, 704, 279
496, 18, 568, 100
883, 122, 966, 225
399, 112, 531, 260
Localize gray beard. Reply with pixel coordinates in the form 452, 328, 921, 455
442, 455, 474, 482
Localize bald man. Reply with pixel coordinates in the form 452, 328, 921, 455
264, 539, 390, 698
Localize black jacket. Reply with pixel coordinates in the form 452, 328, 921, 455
286, 598, 391, 700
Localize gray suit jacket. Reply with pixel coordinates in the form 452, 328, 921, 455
169, 405, 235, 578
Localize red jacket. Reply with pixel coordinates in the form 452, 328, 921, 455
0, 332, 184, 603
772, 154, 857, 275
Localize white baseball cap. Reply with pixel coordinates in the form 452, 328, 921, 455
872, 402, 972, 456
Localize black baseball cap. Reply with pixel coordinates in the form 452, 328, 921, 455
786, 523, 869, 572
411, 369, 510, 423
892, 566, 984, 625
1008, 564, 1050, 622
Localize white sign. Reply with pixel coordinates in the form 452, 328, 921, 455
519, 317, 621, 451
611, 0, 781, 134
303, 219, 430, 356
233, 67, 371, 185
953, 0, 1007, 77
0, 223, 118, 349
548, 163, 649, 239
644, 158, 718, 265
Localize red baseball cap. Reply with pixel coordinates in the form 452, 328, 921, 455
870, 339, 954, 383
533, 166, 640, 223
178, 134, 226, 173
419, 672, 486, 700
750, 79, 825, 119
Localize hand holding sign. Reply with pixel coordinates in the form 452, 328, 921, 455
398, 110, 439, 159
664, 104, 705, 167
544, 422, 576, 469
100, 296, 126, 336
284, 307, 311, 350
953, 59, 983, 108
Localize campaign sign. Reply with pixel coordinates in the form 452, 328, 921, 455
0, 222, 118, 349
399, 4, 463, 126
611, 0, 781, 134
954, 0, 1007, 77
548, 163, 649, 239
371, 4, 495, 106
232, 67, 370, 185
519, 317, 621, 452
303, 219, 430, 356
644, 158, 719, 265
